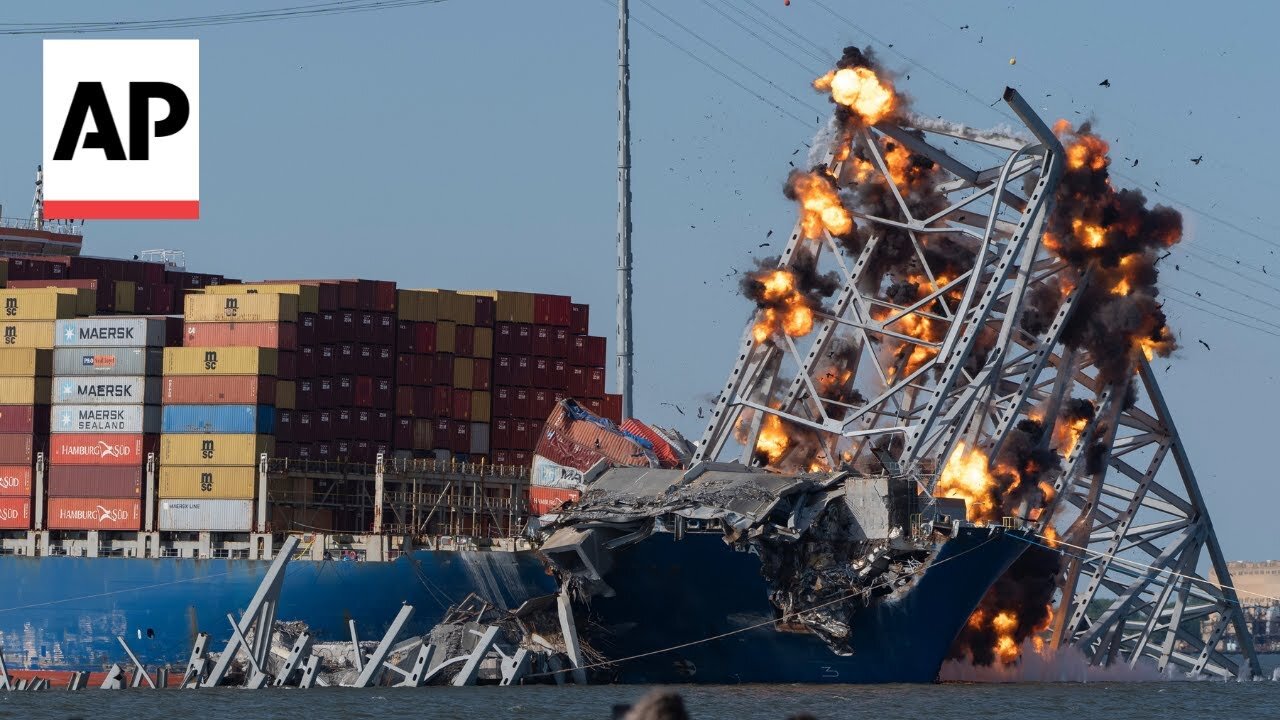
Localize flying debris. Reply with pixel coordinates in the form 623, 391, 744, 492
1131, 158, 1138, 167
1009, 57, 1016, 65
1098, 79, 1111, 87
696, 407, 704, 419
759, 242, 771, 248
1198, 339, 1211, 351
960, 24, 970, 29
660, 402, 685, 415
766, 229, 774, 238
1191, 155, 1204, 165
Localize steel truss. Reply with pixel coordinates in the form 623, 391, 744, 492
694, 88, 1261, 678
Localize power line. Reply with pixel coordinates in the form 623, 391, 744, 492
1165, 297, 1280, 340
1164, 286, 1280, 333
1175, 267, 1280, 314
722, 0, 833, 68
694, 0, 825, 77
0, 0, 444, 34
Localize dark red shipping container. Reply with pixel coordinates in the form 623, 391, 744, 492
318, 311, 338, 338
298, 313, 318, 346
532, 325, 553, 358
433, 354, 454, 386
472, 358, 492, 391
356, 312, 375, 342
432, 418, 451, 450
533, 357, 551, 388
432, 387, 452, 419
163, 376, 276, 405
319, 344, 338, 376
339, 312, 357, 341
569, 335, 589, 366
568, 366, 588, 399
532, 389, 553, 419
492, 449, 509, 465
449, 420, 471, 454
315, 411, 334, 442
298, 411, 317, 442
495, 323, 516, 354
513, 420, 531, 451
473, 296, 495, 328
451, 389, 472, 422
183, 322, 297, 351
534, 294, 571, 326
47, 465, 142, 498
396, 355, 417, 386
151, 284, 177, 314
512, 450, 530, 466
514, 324, 533, 355
494, 387, 514, 417
296, 379, 316, 410
394, 417, 413, 448
455, 325, 474, 358
338, 343, 356, 374
316, 441, 333, 460
316, 378, 336, 408
276, 410, 296, 442
493, 418, 512, 450
397, 321, 437, 354
0, 405, 50, 435
373, 409, 393, 441
374, 378, 394, 409
278, 351, 297, 380
0, 435, 39, 465
373, 281, 396, 312
588, 367, 606, 398
513, 356, 533, 387
353, 376, 373, 407
552, 328, 570, 359
335, 409, 353, 439
585, 398, 604, 416
602, 394, 623, 424
514, 388, 532, 419
376, 345, 395, 378
551, 359, 568, 390
569, 303, 589, 335
298, 346, 318, 378
376, 313, 396, 344
494, 355, 513, 386
335, 376, 355, 406
587, 336, 607, 367
529, 418, 545, 447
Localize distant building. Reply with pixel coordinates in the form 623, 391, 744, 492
1207, 561, 1279, 653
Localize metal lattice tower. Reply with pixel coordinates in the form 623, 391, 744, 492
694, 87, 1261, 679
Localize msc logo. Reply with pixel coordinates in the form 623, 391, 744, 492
204, 350, 218, 370
201, 439, 215, 460
224, 297, 239, 317
200, 472, 213, 493
42, 39, 199, 220
3, 299, 15, 316
3, 326, 14, 345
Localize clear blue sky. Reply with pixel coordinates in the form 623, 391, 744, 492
0, 1, 1273, 560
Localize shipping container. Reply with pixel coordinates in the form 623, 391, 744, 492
471, 390, 492, 423
0, 377, 52, 404
0, 289, 79, 320
161, 375, 276, 405
473, 326, 494, 359
452, 358, 474, 389
53, 317, 170, 347
52, 376, 161, 405
201, 283, 319, 313
515, 324, 533, 355
470, 422, 490, 455
528, 485, 580, 515
53, 347, 163, 376
159, 433, 273, 466
396, 321, 436, 354
534, 294, 572, 327
569, 303, 589, 335
53, 405, 161, 434
473, 295, 495, 328
49, 433, 156, 465
47, 497, 142, 531
0, 497, 31, 529
184, 293, 299, 323
473, 358, 493, 392
276, 380, 297, 410
47, 466, 142, 498
158, 498, 252, 532
0, 465, 32, 497
413, 419, 432, 449
436, 321, 457, 353
0, 321, 57, 349
163, 347, 278, 376
182, 321, 298, 350
159, 466, 256, 499
0, 348, 52, 376
0, 435, 38, 464
161, 404, 276, 434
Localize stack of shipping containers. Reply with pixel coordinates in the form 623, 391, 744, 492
393, 289, 437, 458
159, 290, 286, 532
486, 291, 619, 466
0, 348, 48, 532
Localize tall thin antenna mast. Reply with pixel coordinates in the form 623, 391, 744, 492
615, 0, 634, 420
32, 165, 44, 230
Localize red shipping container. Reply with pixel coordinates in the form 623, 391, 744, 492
587, 336, 607, 367
513, 419, 531, 450
336, 439, 352, 458
569, 335, 590, 366
394, 417, 413, 448
339, 311, 358, 340
0, 465, 32, 497
296, 379, 316, 410
472, 358, 492, 391
550, 360, 569, 391
318, 311, 338, 338
335, 376, 356, 406
493, 418, 512, 450
0, 435, 39, 465
376, 345, 395, 378
514, 388, 532, 419
492, 449, 509, 465
513, 356, 533, 387
49, 434, 155, 466
587, 367, 606, 399
433, 354, 454, 386
530, 418, 545, 447
602, 394, 623, 424
569, 303, 589, 335
473, 296, 495, 328
0, 496, 30, 529
319, 344, 337, 377
373, 281, 397, 313
534, 294, 571, 326
373, 409, 393, 441
298, 346, 318, 378
334, 409, 353, 439
338, 344, 357, 374
163, 376, 276, 405
494, 355, 514, 386
455, 325, 475, 358
315, 411, 334, 441
357, 312, 376, 342
316, 441, 333, 460
296, 411, 315, 442
295, 443, 312, 460
494, 387, 514, 417
316, 378, 336, 408
514, 324, 534, 355
585, 398, 604, 416
450, 420, 471, 454
48, 466, 142, 498
0, 406, 50, 435
621, 418, 682, 468
373, 377, 394, 409
529, 486, 580, 515
532, 357, 552, 388
495, 323, 516, 354
47, 497, 141, 531
532, 389, 553, 419
451, 389, 473, 422
183, 322, 298, 351
396, 355, 417, 386
278, 352, 297, 381
432, 387, 452, 419
298, 313, 318, 346
532, 326, 553, 358
553, 390, 568, 405
357, 376, 376, 409
415, 354, 434, 385
432, 418, 451, 450
512, 450, 530, 466
152, 284, 177, 314
397, 321, 437, 354
568, 366, 588, 399
395, 386, 415, 417
376, 313, 396, 345
277, 410, 296, 442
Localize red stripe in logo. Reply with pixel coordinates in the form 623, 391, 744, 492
44, 200, 199, 220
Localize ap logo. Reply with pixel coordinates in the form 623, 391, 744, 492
43, 39, 199, 220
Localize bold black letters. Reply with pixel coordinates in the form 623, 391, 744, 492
129, 82, 189, 161
53, 82, 126, 161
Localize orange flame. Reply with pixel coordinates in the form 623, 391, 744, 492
751, 270, 816, 343
790, 171, 853, 238
936, 441, 999, 523
814, 67, 897, 125
755, 414, 790, 464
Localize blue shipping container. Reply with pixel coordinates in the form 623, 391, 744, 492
161, 405, 276, 434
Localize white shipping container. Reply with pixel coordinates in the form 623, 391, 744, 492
52, 376, 162, 405
55, 317, 170, 347
530, 455, 585, 490
158, 498, 254, 532
52, 404, 162, 433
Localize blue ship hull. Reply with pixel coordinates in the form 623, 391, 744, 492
0, 549, 557, 672
581, 526, 1029, 684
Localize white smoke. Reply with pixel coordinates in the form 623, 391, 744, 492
938, 642, 1173, 683
904, 112, 1032, 147
806, 116, 842, 168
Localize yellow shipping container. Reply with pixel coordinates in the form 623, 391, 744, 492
0, 349, 52, 376
184, 293, 299, 323
0, 321, 56, 349
276, 380, 297, 410
0, 289, 79, 320
203, 284, 318, 314
114, 281, 136, 313
164, 347, 278, 376
436, 321, 457, 353
159, 466, 257, 500
159, 434, 275, 466
471, 391, 491, 423
0, 262, 8, 286
418, 290, 438, 321
0, 376, 51, 404
465, 290, 535, 323
473, 327, 494, 359
58, 288, 95, 317
396, 289, 421, 320
453, 358, 473, 389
